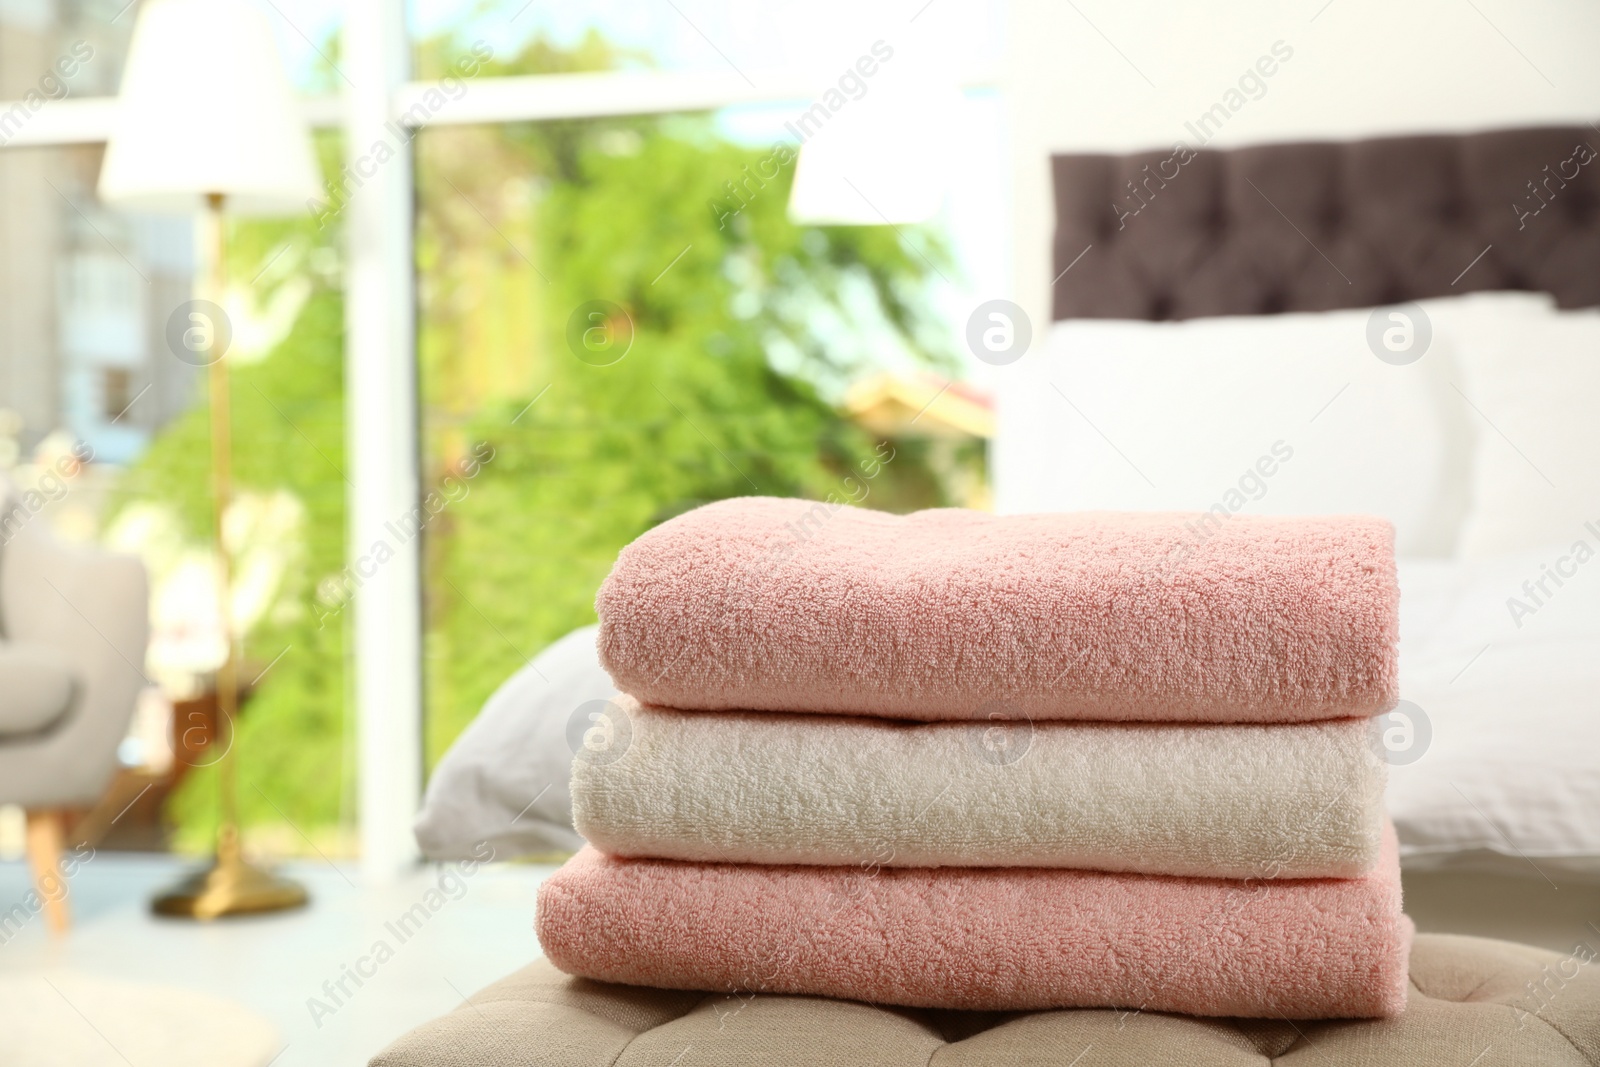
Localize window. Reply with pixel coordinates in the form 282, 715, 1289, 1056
0, 0, 1005, 873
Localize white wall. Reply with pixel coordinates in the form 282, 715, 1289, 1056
1005, 0, 1600, 330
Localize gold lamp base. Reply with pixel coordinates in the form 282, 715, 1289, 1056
152, 832, 309, 920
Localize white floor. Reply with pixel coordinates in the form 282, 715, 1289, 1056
0, 853, 558, 1067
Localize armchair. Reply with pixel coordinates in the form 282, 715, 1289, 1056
0, 502, 149, 934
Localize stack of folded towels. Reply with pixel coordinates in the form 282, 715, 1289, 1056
536, 497, 1412, 1019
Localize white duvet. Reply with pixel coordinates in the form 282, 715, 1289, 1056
1392, 543, 1600, 876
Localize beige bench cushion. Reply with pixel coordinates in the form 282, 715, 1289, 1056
371, 934, 1600, 1066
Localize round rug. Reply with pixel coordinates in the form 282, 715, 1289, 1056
0, 971, 280, 1066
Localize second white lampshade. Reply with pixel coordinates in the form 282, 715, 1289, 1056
787, 71, 963, 227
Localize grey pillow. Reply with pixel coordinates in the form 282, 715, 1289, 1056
414, 624, 613, 861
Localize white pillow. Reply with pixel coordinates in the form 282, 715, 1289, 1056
992, 293, 1553, 557
414, 624, 614, 860
1454, 308, 1600, 558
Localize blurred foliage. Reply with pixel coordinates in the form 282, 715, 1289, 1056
106, 288, 353, 851
108, 28, 964, 852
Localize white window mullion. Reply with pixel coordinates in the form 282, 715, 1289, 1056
344, 0, 421, 883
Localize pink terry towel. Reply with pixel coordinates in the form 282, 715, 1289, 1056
596, 497, 1399, 723
536, 825, 1412, 1018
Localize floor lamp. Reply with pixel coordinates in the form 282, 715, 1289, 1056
99, 0, 323, 918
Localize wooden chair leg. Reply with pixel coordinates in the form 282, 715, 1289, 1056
25, 810, 70, 935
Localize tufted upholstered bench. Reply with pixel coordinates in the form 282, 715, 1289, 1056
371, 934, 1600, 1066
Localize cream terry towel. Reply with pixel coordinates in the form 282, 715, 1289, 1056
571, 699, 1387, 879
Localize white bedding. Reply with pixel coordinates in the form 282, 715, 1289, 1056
1392, 549, 1600, 877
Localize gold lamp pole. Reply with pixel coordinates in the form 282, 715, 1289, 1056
151, 194, 308, 920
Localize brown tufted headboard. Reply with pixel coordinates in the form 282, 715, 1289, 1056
1050, 126, 1600, 321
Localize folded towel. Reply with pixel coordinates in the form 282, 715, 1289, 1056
572, 698, 1387, 879
597, 498, 1399, 723
536, 825, 1412, 1018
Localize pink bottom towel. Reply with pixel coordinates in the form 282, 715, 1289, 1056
537, 826, 1411, 1019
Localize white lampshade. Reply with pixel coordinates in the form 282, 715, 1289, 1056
98, 0, 321, 214
787, 77, 963, 226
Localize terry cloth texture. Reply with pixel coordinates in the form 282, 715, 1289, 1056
535, 825, 1412, 1019
369, 934, 1600, 1067
571, 698, 1387, 879
596, 497, 1399, 723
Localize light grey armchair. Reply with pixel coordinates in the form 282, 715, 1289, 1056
0, 501, 149, 934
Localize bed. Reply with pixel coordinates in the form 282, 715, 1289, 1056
993, 124, 1600, 885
